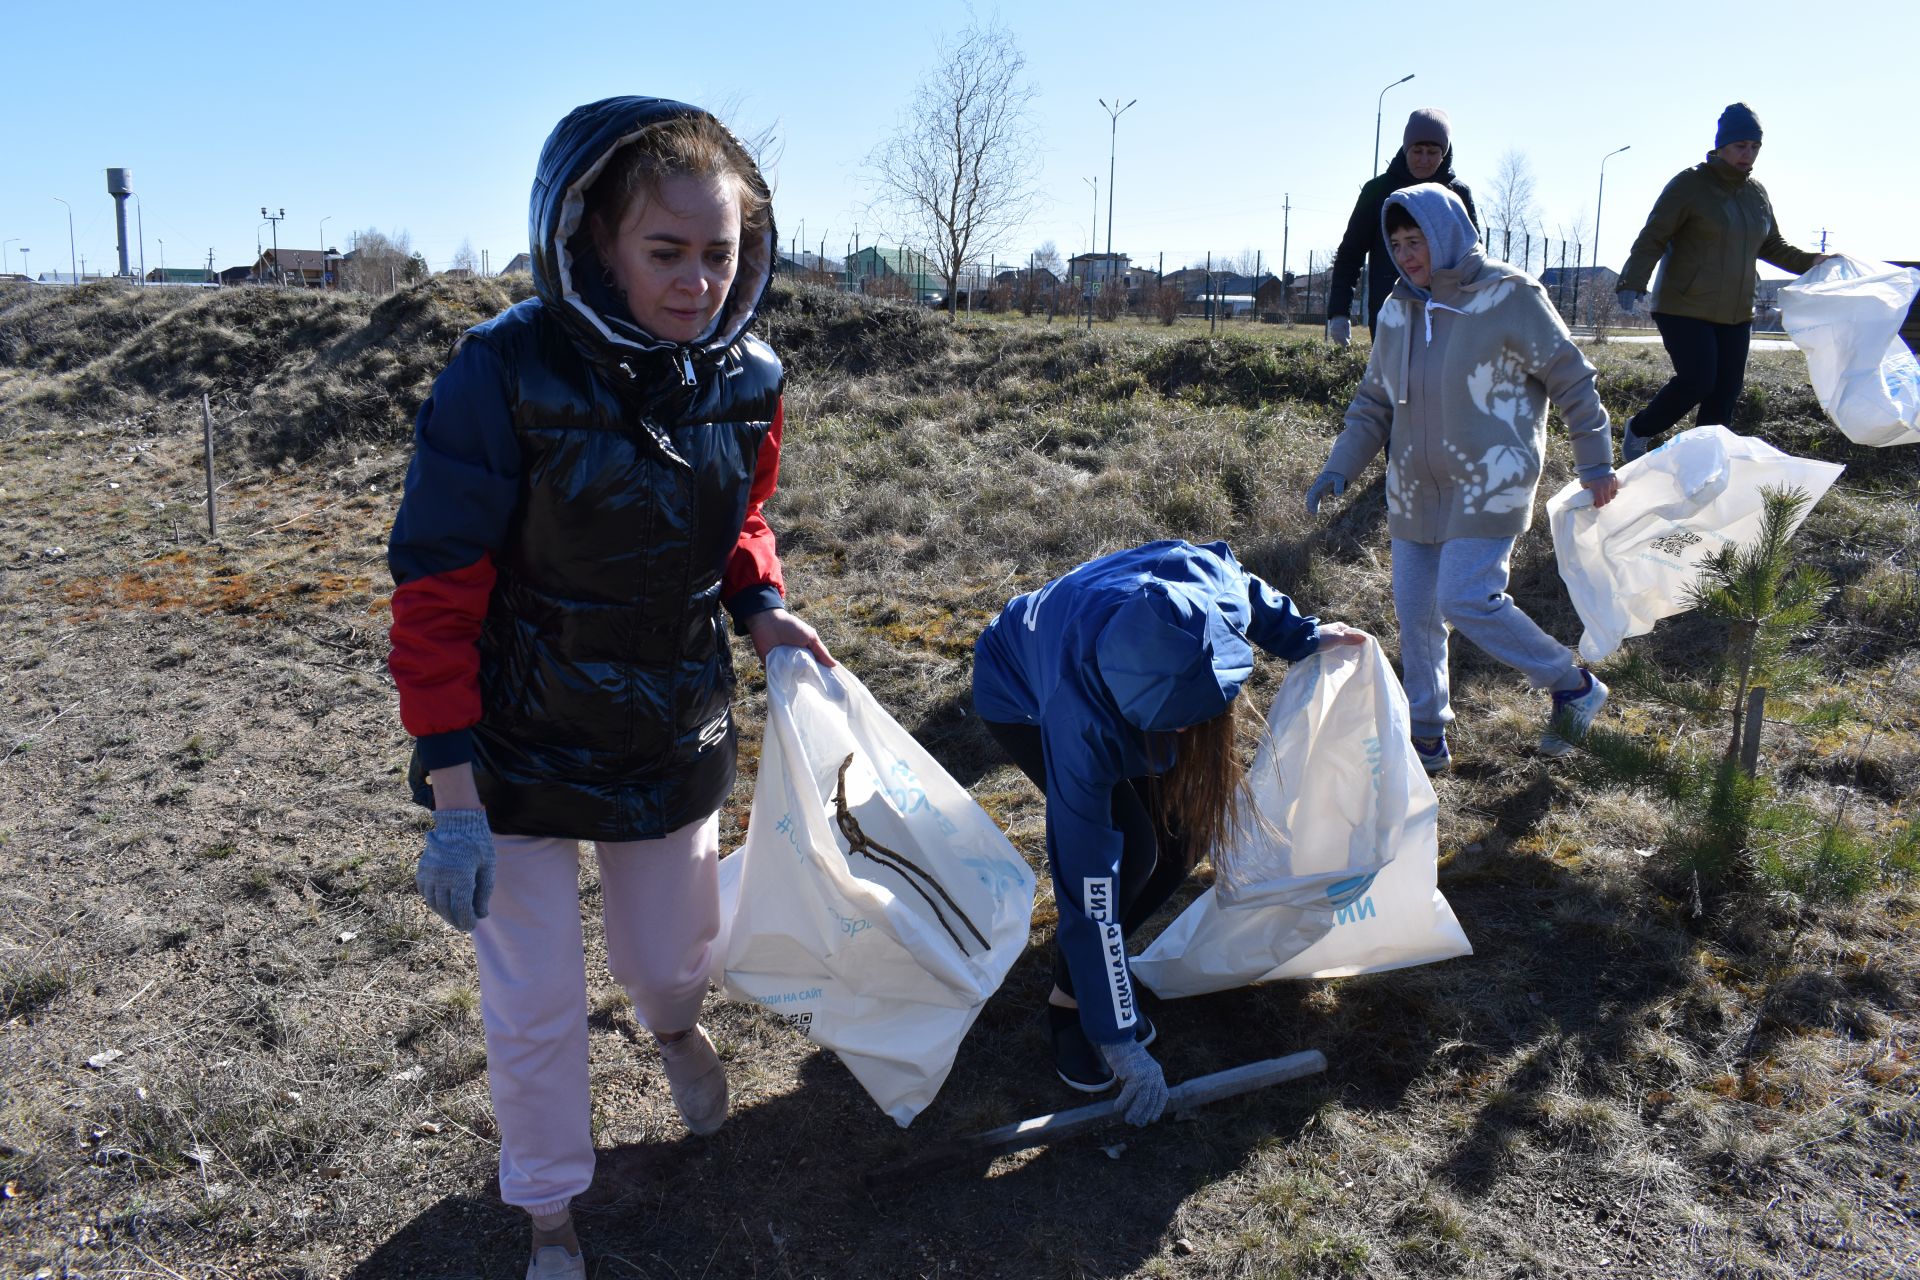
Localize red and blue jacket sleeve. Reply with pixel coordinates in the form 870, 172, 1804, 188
386, 338, 521, 771
720, 398, 787, 627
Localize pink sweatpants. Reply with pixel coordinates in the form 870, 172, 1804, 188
472, 812, 721, 1217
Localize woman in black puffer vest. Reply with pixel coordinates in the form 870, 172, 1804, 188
386, 97, 832, 1276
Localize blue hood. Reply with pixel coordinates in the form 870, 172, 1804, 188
1382, 183, 1481, 300
1092, 544, 1256, 732
528, 96, 775, 361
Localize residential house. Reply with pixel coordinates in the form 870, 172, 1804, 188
498, 252, 532, 275
1067, 251, 1130, 287
252, 248, 336, 288
219, 265, 256, 286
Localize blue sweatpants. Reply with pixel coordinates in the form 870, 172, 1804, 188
1391, 536, 1585, 740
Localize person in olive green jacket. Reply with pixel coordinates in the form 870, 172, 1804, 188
1614, 103, 1829, 460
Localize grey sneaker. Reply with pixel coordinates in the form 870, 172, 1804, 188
657, 1024, 729, 1135
1539, 672, 1608, 758
527, 1245, 585, 1280
1621, 421, 1651, 464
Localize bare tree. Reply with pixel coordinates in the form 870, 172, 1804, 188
450, 239, 479, 273
337, 228, 424, 296
867, 18, 1040, 319
1486, 149, 1540, 253
1032, 241, 1063, 279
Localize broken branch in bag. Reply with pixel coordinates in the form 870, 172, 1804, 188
833, 754, 990, 954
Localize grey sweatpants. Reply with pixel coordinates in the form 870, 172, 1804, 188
1391, 536, 1584, 740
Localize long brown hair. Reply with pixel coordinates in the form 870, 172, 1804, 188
582, 114, 772, 256
1157, 692, 1258, 869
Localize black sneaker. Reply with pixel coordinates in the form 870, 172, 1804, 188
1047, 1006, 1116, 1092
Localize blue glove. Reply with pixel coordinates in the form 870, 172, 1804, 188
1098, 1037, 1168, 1126
1305, 472, 1347, 515
417, 808, 495, 932
1616, 289, 1642, 314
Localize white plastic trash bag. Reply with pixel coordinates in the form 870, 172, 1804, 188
713, 648, 1035, 1126
1132, 638, 1471, 1000
1778, 254, 1920, 446
1546, 425, 1843, 663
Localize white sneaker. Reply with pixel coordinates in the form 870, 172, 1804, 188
658, 1024, 729, 1135
1539, 672, 1608, 758
527, 1245, 585, 1280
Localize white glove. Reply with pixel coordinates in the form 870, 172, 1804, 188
1326, 317, 1352, 346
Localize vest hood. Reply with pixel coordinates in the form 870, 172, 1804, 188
528, 96, 775, 361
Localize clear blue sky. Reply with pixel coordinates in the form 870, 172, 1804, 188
4, 0, 1912, 282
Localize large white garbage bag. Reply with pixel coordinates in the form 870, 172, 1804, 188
1778, 254, 1920, 446
714, 649, 1035, 1126
1547, 425, 1843, 663
1132, 638, 1471, 1000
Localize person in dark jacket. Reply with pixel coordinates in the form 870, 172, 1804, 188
972, 541, 1364, 1122
1328, 107, 1481, 343
1615, 103, 1830, 460
386, 97, 832, 1278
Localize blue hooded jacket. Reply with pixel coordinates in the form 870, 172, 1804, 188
972, 540, 1318, 1042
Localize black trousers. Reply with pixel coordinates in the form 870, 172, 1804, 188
1629, 312, 1753, 443
982, 719, 1190, 999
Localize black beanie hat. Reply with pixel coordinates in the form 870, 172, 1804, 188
1715, 103, 1762, 150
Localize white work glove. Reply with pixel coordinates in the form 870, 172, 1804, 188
1326, 317, 1352, 346
1098, 1037, 1169, 1126
416, 808, 495, 932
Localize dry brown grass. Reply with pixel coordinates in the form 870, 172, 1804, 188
1, 281, 1916, 1278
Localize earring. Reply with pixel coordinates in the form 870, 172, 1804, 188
602, 267, 617, 289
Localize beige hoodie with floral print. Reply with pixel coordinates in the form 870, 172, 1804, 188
1324, 235, 1614, 545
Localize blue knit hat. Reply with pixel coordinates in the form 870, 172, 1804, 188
1715, 103, 1762, 150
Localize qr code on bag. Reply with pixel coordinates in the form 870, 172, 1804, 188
1649, 530, 1703, 557
781, 1010, 814, 1033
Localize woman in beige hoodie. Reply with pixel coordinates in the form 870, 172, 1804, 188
1308, 184, 1619, 773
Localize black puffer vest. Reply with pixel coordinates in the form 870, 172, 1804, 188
462, 306, 780, 839
465, 95, 782, 840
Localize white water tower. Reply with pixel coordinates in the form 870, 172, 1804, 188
106, 168, 132, 277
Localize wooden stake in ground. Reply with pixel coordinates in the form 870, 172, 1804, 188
200, 393, 218, 538
863, 1048, 1328, 1185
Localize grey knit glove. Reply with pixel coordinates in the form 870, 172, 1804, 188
417, 808, 495, 933
1616, 289, 1642, 314
1326, 317, 1351, 346
1305, 472, 1348, 515
1098, 1038, 1169, 1127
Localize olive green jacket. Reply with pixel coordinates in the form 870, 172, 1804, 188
1619, 157, 1817, 326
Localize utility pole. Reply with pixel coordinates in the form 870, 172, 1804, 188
207, 248, 216, 284
133, 192, 146, 284
1281, 193, 1292, 315
2, 239, 16, 275
1816, 228, 1830, 252
261, 207, 285, 284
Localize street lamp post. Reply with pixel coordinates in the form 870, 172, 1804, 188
1373, 73, 1415, 177
53, 197, 75, 286
319, 216, 331, 288
132, 192, 146, 284
1590, 145, 1631, 328
19, 248, 29, 281
1098, 96, 1136, 276
2, 239, 16, 275
261, 207, 285, 285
